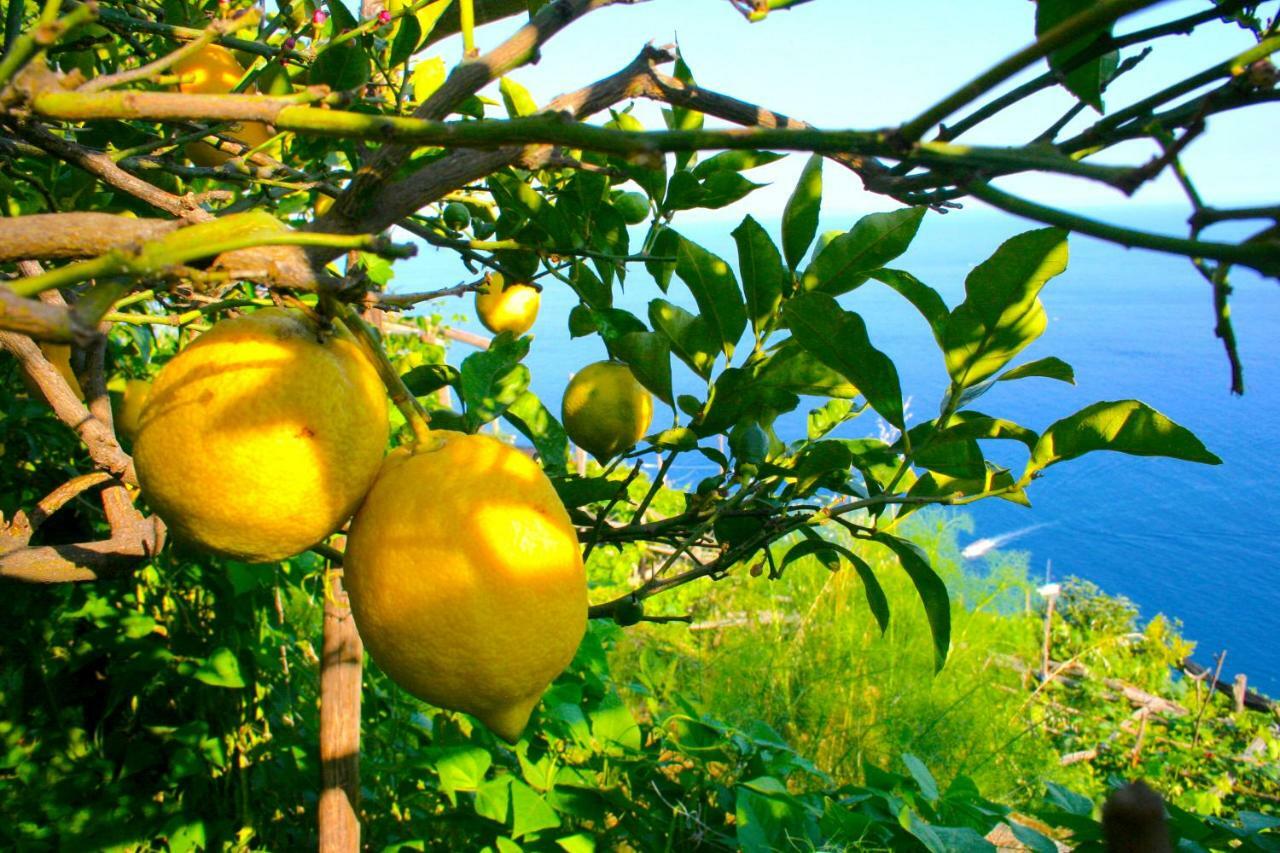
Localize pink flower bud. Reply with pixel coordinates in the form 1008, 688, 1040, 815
377, 9, 392, 25
282, 35, 298, 51
312, 10, 328, 25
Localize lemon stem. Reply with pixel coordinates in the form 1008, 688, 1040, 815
336, 303, 433, 447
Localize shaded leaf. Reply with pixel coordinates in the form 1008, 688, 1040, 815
869, 268, 948, 345
672, 235, 748, 357
733, 215, 786, 336
504, 391, 570, 476
782, 154, 823, 269
615, 331, 673, 406
402, 363, 460, 396
649, 298, 717, 378
783, 293, 904, 428
310, 41, 371, 91
875, 534, 951, 671
782, 538, 890, 633
802, 207, 926, 295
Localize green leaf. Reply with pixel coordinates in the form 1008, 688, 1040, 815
802, 207, 926, 295
410, 56, 446, 101
1037, 0, 1114, 112
309, 41, 371, 91
510, 779, 560, 839
732, 215, 786, 336
460, 334, 531, 430
1028, 400, 1221, 475
781, 154, 823, 269
808, 399, 856, 440
325, 0, 358, 30
551, 476, 621, 508
649, 298, 717, 378
1043, 781, 1095, 817
751, 340, 859, 399
435, 746, 492, 804
667, 55, 702, 171
648, 427, 699, 451
672, 235, 748, 358
503, 391, 570, 476
590, 694, 640, 751
943, 227, 1067, 389
782, 539, 890, 633
1008, 822, 1061, 853
388, 15, 422, 67
644, 226, 678, 291
615, 331, 673, 406
938, 412, 1038, 451
692, 149, 785, 178
499, 76, 538, 117
475, 776, 514, 824
875, 534, 950, 671
783, 293, 904, 428
999, 356, 1075, 384
698, 171, 765, 209
402, 363, 460, 396
869, 268, 948, 345
902, 754, 940, 803
555, 833, 596, 853
192, 647, 245, 689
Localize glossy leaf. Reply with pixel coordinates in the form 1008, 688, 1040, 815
733, 215, 786, 336
875, 534, 950, 671
999, 356, 1075, 384
902, 754, 940, 803
673, 234, 748, 358
460, 333, 532, 430
503, 390, 570, 476
434, 745, 492, 803
943, 228, 1068, 389
802, 207, 926, 295
783, 293, 904, 428
401, 363, 460, 396
1028, 400, 1222, 475
808, 398, 856, 440
510, 779, 560, 839
751, 339, 859, 400
648, 298, 717, 378
615, 331, 673, 405
782, 154, 823, 270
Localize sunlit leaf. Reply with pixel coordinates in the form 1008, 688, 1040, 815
999, 356, 1075, 384
782, 154, 823, 270
733, 215, 786, 336
1028, 400, 1221, 475
802, 207, 926, 295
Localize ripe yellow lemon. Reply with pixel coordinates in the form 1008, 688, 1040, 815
173, 44, 274, 167
133, 309, 388, 562
344, 431, 587, 742
113, 378, 151, 444
475, 274, 539, 336
561, 360, 652, 462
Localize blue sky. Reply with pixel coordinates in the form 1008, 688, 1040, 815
437, 0, 1278, 221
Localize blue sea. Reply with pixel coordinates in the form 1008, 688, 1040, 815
391, 206, 1280, 693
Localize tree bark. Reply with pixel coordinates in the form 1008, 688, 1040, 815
319, 569, 363, 853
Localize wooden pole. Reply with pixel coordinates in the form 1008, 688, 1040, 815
319, 567, 363, 853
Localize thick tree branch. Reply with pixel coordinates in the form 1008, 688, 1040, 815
0, 213, 181, 262
10, 119, 217, 221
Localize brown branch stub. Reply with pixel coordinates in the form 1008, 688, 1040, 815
0, 477, 165, 583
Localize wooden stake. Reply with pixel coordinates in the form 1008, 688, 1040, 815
319, 567, 363, 853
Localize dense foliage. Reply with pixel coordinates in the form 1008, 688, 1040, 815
3, 0, 1278, 848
